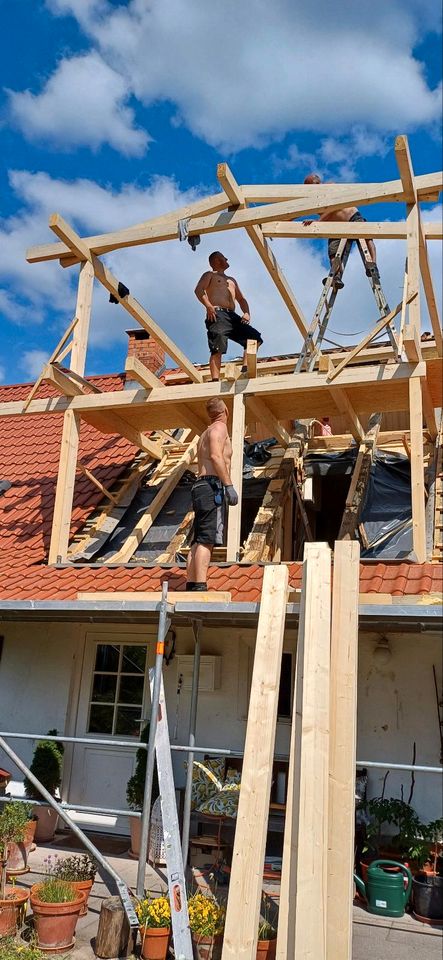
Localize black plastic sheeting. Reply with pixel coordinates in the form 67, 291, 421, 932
304, 449, 413, 559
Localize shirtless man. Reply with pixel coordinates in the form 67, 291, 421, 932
303, 173, 378, 288
186, 398, 238, 591
195, 251, 263, 381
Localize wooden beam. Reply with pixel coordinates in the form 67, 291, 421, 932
77, 462, 118, 503
276, 543, 331, 960
48, 261, 94, 564
328, 386, 364, 442
404, 202, 422, 360
246, 396, 290, 447
226, 393, 246, 561
327, 540, 360, 960
421, 378, 438, 441
27, 172, 442, 264
22, 315, 79, 413
395, 136, 442, 356
409, 376, 426, 562
262, 220, 443, 239
218, 162, 308, 337
246, 339, 257, 379
124, 355, 164, 390
326, 298, 412, 382
49, 213, 92, 262
78, 590, 231, 603
105, 439, 199, 563
222, 564, 289, 960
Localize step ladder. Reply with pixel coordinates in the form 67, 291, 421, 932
295, 236, 401, 373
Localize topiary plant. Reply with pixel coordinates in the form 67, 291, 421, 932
126, 724, 159, 811
24, 732, 64, 800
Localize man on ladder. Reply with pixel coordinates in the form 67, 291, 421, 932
303, 172, 379, 288
295, 172, 400, 373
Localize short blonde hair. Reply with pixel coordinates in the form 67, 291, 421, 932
206, 397, 226, 420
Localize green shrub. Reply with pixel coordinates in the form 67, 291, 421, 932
45, 853, 97, 882
126, 724, 159, 811
0, 938, 45, 960
0, 801, 33, 898
24, 733, 63, 800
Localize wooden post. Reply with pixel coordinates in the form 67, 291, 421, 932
409, 376, 426, 562
226, 392, 246, 561
48, 260, 94, 563
222, 564, 289, 960
327, 541, 360, 960
276, 542, 331, 960
95, 896, 131, 958
403, 202, 421, 360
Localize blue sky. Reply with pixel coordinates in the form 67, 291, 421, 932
1, 0, 442, 384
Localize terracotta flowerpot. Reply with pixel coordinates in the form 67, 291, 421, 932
33, 804, 59, 843
139, 925, 171, 960
0, 885, 29, 937
6, 819, 37, 875
30, 884, 86, 953
257, 939, 277, 959
191, 932, 223, 960
71, 878, 94, 917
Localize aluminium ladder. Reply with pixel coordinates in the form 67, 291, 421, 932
295, 235, 401, 373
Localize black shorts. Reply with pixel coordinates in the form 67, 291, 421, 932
205, 308, 263, 356
328, 211, 368, 261
191, 476, 225, 547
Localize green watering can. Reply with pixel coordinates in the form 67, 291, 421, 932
354, 860, 412, 918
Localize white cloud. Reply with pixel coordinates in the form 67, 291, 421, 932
21, 349, 51, 380
275, 127, 390, 180
1, 170, 441, 380
40, 0, 442, 153
8, 52, 149, 156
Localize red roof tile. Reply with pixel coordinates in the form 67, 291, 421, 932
0, 373, 442, 604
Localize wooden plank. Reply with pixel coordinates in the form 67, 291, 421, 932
246, 340, 257, 379
27, 172, 442, 263
222, 564, 289, 960
241, 172, 442, 203
50, 213, 92, 262
327, 541, 360, 960
124, 354, 164, 389
326, 298, 412, 382
226, 393, 246, 562
276, 543, 331, 960
409, 376, 426, 562
105, 439, 198, 563
328, 386, 364, 442
78, 590, 231, 603
246, 396, 290, 447
262, 220, 443, 239
48, 261, 94, 564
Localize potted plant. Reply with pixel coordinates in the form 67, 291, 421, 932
412, 818, 443, 924
24, 732, 64, 843
30, 877, 85, 952
43, 854, 97, 916
126, 724, 159, 858
135, 894, 171, 960
0, 937, 46, 960
360, 797, 420, 881
0, 802, 31, 935
3, 800, 36, 877
188, 891, 225, 960
257, 918, 277, 959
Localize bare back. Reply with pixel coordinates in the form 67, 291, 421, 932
197, 421, 232, 482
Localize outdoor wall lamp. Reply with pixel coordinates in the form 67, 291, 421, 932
373, 635, 392, 666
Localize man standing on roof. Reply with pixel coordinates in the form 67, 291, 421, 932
195, 251, 263, 381
186, 397, 238, 592
303, 173, 378, 289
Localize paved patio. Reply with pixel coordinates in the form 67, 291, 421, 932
12, 835, 443, 960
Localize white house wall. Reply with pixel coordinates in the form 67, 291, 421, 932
0, 620, 441, 823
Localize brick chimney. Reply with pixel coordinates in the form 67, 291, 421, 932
126, 329, 165, 375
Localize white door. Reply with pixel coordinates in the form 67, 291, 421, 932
68, 635, 152, 834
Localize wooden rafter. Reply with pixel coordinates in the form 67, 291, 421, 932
217, 162, 308, 338
22, 315, 79, 412
125, 355, 164, 390
49, 214, 203, 384
326, 297, 415, 383
262, 220, 443, 239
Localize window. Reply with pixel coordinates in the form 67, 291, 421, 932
87, 643, 148, 737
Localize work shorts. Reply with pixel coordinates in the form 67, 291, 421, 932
205, 308, 263, 356
191, 476, 225, 547
328, 211, 370, 261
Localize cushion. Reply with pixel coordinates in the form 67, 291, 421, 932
191, 757, 225, 811
197, 767, 241, 819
